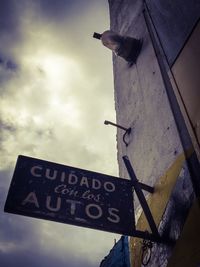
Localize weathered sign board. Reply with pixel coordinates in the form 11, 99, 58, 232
4, 155, 135, 236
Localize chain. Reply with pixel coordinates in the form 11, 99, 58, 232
141, 239, 153, 266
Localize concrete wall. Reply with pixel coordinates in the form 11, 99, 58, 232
108, 0, 197, 266
145, 0, 200, 159
109, 0, 187, 198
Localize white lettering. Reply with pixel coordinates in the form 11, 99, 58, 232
54, 184, 79, 198
82, 190, 92, 199
94, 194, 101, 202
68, 173, 78, 184
46, 196, 61, 211
82, 190, 100, 203
107, 208, 120, 223
22, 192, 40, 208
54, 184, 66, 193
61, 172, 66, 182
92, 179, 101, 190
80, 177, 89, 188
85, 204, 103, 219
104, 182, 115, 192
62, 187, 70, 194
66, 200, 82, 215
30, 166, 42, 177
45, 169, 57, 180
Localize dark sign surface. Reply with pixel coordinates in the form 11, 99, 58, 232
4, 155, 135, 236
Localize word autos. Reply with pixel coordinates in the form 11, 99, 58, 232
23, 165, 120, 223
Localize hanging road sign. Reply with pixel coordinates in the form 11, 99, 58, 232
4, 155, 135, 236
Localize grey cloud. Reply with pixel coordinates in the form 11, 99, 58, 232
0, 212, 94, 267
0, 171, 38, 242
0, 1, 118, 266
38, 0, 99, 23
0, 121, 16, 165
0, 56, 17, 71
0, 119, 16, 133
5, 60, 18, 71
0, 57, 18, 89
0, 0, 19, 34
0, 0, 25, 58
0, 169, 12, 196
0, 173, 96, 267
0, 251, 94, 267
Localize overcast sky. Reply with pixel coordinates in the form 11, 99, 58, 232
0, 1, 120, 266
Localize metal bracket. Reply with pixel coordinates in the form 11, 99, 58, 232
104, 120, 131, 146
123, 156, 173, 244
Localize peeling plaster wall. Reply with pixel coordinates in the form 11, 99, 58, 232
109, 0, 182, 189
108, 0, 195, 266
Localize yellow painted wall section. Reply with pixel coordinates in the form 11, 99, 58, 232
167, 198, 200, 267
130, 148, 194, 267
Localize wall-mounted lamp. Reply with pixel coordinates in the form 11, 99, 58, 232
104, 120, 131, 146
93, 30, 143, 64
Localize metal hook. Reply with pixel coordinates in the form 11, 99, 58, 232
104, 120, 132, 146
123, 128, 132, 146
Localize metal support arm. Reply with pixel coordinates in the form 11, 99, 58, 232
122, 156, 173, 243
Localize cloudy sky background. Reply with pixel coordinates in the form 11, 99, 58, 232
0, 1, 120, 266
